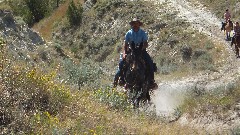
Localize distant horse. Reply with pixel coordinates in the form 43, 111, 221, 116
123, 42, 151, 108
233, 35, 240, 58
221, 20, 233, 40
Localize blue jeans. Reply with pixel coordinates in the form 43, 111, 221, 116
114, 59, 124, 82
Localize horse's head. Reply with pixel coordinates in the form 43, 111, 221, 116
124, 44, 146, 87
127, 42, 145, 70
221, 22, 226, 31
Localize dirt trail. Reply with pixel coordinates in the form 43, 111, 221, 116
148, 0, 240, 131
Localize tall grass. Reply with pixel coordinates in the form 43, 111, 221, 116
0, 37, 72, 133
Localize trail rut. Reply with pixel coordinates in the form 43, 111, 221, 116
148, 0, 240, 132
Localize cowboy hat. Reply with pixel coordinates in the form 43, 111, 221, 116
129, 18, 143, 26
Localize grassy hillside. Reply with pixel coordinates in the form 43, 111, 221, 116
51, 0, 227, 84
0, 37, 204, 134
0, 0, 238, 134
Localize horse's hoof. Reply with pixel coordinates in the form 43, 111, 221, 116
118, 80, 125, 86
149, 83, 158, 90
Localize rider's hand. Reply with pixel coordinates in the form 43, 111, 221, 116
123, 53, 126, 60
142, 43, 148, 50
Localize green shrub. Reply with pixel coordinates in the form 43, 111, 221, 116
67, 0, 83, 26
9, 0, 47, 26
180, 45, 193, 62
8, 0, 65, 26
204, 40, 215, 50
0, 65, 72, 133
94, 87, 130, 110
192, 50, 214, 70
63, 59, 103, 90
0, 37, 72, 133
154, 54, 179, 75
94, 0, 126, 18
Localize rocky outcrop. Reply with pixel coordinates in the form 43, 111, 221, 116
83, 0, 97, 11
0, 10, 45, 60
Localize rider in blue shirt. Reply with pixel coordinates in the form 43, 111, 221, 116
125, 28, 148, 46
113, 18, 158, 90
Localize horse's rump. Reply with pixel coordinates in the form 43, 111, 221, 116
225, 22, 233, 31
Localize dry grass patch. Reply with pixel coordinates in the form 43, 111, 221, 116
32, 0, 84, 41
57, 90, 201, 134
0, 2, 11, 11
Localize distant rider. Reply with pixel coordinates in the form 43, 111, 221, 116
224, 9, 231, 23
221, 9, 232, 31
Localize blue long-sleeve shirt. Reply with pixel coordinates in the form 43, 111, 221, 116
125, 28, 148, 45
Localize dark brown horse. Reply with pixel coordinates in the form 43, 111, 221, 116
234, 35, 240, 58
123, 42, 151, 108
